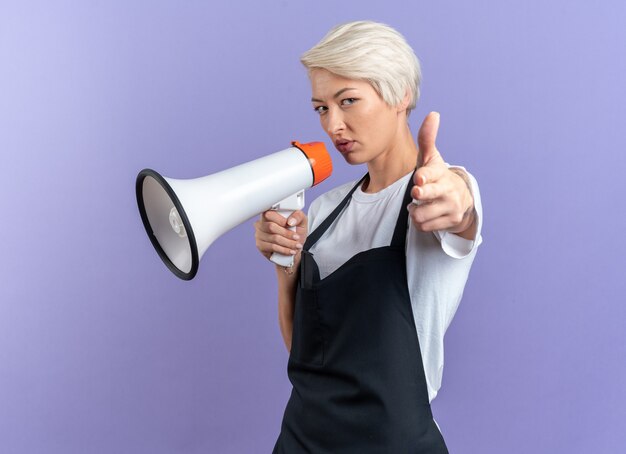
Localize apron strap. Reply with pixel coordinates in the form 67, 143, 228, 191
390, 169, 417, 249
304, 174, 368, 251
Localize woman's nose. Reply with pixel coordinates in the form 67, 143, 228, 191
324, 108, 345, 135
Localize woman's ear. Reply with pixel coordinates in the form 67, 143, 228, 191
396, 90, 411, 113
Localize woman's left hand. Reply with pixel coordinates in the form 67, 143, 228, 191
408, 112, 477, 240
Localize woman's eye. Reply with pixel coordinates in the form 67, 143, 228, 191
341, 98, 357, 106
313, 105, 327, 115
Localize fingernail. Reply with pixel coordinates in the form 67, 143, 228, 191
293, 234, 300, 240
290, 249, 297, 255
288, 219, 296, 226
295, 243, 303, 249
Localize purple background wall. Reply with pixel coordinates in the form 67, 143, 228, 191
1, 1, 625, 453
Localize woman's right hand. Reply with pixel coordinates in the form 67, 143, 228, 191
254, 210, 308, 265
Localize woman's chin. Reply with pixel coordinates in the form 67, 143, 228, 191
341, 152, 367, 166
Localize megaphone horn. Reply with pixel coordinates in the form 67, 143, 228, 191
136, 141, 332, 280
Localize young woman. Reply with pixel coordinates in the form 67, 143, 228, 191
255, 21, 482, 453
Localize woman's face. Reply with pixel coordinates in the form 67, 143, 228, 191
309, 69, 404, 166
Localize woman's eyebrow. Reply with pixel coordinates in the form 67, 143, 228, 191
311, 87, 357, 102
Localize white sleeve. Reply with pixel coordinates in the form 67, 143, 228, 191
433, 166, 483, 259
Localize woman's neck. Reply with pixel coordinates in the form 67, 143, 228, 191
362, 122, 419, 193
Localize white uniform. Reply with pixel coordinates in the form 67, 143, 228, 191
307, 168, 483, 402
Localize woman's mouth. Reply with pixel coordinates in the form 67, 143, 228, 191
336, 140, 355, 154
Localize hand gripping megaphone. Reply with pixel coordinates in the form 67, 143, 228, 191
136, 141, 332, 280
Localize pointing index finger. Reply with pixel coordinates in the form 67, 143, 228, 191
414, 163, 447, 187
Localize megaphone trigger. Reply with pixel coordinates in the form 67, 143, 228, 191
270, 190, 306, 267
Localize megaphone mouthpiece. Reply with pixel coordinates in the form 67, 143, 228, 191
291, 141, 332, 186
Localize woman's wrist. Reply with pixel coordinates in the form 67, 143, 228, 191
279, 263, 296, 275
275, 256, 301, 285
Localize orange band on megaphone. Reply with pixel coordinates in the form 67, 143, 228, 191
292, 141, 333, 186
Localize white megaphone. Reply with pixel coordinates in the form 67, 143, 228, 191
136, 141, 332, 280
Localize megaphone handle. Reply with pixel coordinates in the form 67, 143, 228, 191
270, 209, 296, 267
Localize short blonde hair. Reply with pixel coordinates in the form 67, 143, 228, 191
301, 21, 422, 115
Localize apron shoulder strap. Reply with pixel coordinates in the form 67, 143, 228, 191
390, 170, 417, 249
304, 174, 368, 251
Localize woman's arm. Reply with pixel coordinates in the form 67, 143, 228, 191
275, 264, 299, 351
254, 210, 308, 352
